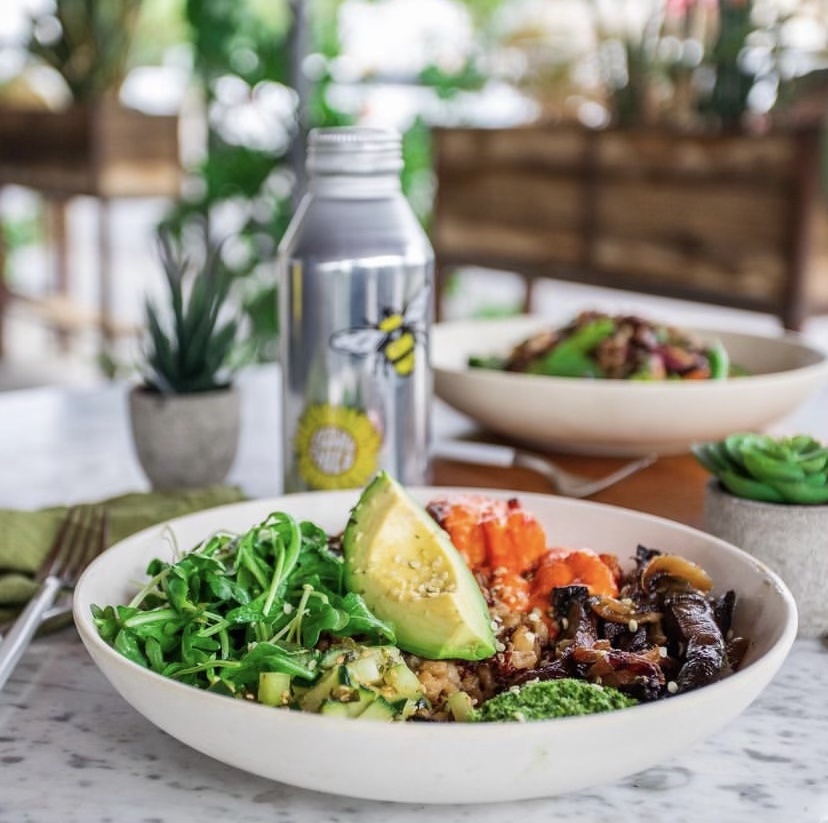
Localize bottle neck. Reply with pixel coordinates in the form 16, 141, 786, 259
308, 173, 402, 199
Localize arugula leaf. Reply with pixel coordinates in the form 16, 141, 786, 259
91, 509, 396, 699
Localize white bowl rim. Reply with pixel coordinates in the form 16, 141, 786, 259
432, 317, 828, 388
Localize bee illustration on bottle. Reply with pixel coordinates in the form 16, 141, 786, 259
329, 285, 430, 377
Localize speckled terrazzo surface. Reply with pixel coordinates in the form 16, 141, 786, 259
1, 632, 826, 823
1, 367, 826, 822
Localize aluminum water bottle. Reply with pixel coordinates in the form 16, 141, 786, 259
278, 127, 434, 492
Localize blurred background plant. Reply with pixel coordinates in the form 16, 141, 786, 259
26, 0, 144, 102
1, 0, 827, 373
487, 0, 828, 129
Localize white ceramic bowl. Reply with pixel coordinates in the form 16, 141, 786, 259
433, 316, 828, 455
73, 490, 797, 804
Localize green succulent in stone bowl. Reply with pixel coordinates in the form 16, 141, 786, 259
142, 229, 239, 394
692, 433, 828, 505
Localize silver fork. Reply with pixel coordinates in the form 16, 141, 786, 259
511, 450, 657, 498
0, 506, 107, 690
432, 441, 657, 498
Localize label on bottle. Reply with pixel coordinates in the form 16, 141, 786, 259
290, 283, 431, 491
294, 403, 382, 490
328, 284, 430, 378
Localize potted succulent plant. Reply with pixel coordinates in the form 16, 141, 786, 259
693, 433, 828, 638
128, 229, 241, 490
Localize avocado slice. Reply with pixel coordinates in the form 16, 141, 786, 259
342, 472, 496, 661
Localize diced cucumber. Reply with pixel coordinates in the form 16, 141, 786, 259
358, 696, 396, 721
319, 699, 355, 718
319, 646, 349, 669
382, 662, 424, 701
299, 666, 349, 713
390, 697, 423, 720
346, 654, 383, 686
320, 685, 378, 718
446, 690, 475, 722
258, 671, 292, 707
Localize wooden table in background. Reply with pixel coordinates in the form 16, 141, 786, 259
433, 451, 709, 528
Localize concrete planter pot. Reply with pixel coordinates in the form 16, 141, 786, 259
704, 479, 828, 638
128, 385, 240, 490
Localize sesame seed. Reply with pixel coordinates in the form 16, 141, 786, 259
561, 617, 569, 630
667, 681, 679, 694
628, 619, 639, 633
495, 641, 506, 652
658, 646, 668, 658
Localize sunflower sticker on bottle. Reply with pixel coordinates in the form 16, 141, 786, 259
294, 404, 382, 490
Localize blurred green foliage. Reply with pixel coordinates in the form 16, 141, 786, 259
27, 0, 144, 101
162, 0, 494, 360
161, 0, 298, 362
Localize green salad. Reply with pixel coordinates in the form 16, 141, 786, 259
92, 513, 397, 698
469, 312, 741, 381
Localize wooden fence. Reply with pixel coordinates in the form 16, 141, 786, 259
431, 124, 828, 329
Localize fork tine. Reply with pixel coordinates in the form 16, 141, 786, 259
38, 507, 81, 581
556, 454, 657, 498
77, 507, 108, 581
0, 505, 109, 690
514, 451, 657, 498
62, 507, 108, 586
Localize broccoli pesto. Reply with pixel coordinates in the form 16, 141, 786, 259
471, 679, 637, 723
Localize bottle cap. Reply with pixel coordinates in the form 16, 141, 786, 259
307, 127, 403, 175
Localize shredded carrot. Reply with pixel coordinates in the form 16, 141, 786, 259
682, 367, 711, 380
429, 496, 488, 568
482, 504, 547, 575
531, 548, 619, 606
428, 495, 547, 576
429, 495, 621, 620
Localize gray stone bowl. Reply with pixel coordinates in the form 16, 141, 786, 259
704, 479, 827, 638
128, 385, 240, 490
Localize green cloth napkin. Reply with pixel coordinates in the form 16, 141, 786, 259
0, 486, 246, 621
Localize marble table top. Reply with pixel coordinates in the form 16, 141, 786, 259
1, 366, 826, 822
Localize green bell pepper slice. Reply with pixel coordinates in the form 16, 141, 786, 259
527, 317, 615, 378
706, 340, 730, 380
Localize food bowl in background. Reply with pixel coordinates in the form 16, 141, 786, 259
74, 490, 797, 804
432, 316, 828, 456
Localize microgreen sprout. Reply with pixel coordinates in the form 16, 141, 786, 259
91, 511, 395, 697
